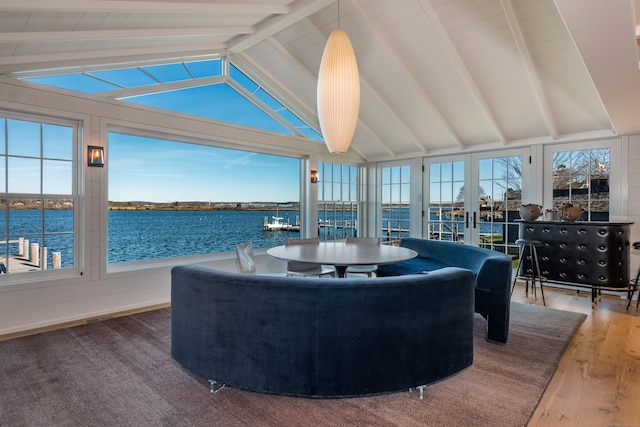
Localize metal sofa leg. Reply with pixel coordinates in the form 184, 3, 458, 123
209, 380, 226, 394
411, 385, 427, 400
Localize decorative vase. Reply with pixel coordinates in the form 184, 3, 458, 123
557, 204, 583, 222
518, 204, 543, 221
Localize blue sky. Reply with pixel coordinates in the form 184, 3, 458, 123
108, 133, 300, 203
21, 59, 319, 203
1, 115, 300, 203
1, 119, 73, 195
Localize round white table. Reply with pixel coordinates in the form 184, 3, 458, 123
267, 241, 418, 278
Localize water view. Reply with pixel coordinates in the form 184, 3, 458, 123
2, 208, 366, 268
3, 207, 503, 270
108, 209, 302, 263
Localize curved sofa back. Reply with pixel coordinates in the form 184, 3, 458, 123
171, 265, 475, 398
399, 238, 512, 292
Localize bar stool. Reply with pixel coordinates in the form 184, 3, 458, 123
627, 241, 640, 311
512, 238, 546, 306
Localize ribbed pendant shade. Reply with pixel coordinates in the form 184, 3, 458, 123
317, 29, 360, 154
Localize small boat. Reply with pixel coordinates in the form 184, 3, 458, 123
263, 216, 300, 232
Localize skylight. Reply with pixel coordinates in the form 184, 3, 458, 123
20, 57, 323, 141
126, 83, 293, 134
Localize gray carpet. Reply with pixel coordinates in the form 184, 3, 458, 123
0, 302, 586, 427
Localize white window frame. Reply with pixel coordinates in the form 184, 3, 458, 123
543, 138, 624, 221
104, 124, 307, 274
0, 110, 83, 285
375, 158, 422, 243
316, 161, 363, 240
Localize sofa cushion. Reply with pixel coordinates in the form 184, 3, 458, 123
377, 256, 449, 276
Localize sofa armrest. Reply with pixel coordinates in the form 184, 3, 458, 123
398, 238, 512, 343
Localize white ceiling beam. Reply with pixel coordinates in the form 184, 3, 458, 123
267, 37, 318, 83
0, 44, 225, 68
0, 27, 255, 43
417, 0, 508, 144
228, 0, 334, 53
9, 53, 223, 77
500, 0, 558, 139
348, 111, 397, 158
103, 75, 227, 99
227, 78, 311, 139
0, 1, 289, 14
359, 77, 426, 154
227, 52, 322, 139
346, 0, 463, 151
248, 39, 322, 128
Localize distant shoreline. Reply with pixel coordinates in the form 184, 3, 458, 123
107, 205, 299, 211
6, 200, 301, 211
7, 200, 359, 211
107, 201, 300, 211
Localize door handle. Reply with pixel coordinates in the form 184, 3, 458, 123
465, 212, 469, 228
473, 212, 477, 228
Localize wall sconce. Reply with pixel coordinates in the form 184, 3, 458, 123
310, 170, 319, 184
87, 146, 105, 167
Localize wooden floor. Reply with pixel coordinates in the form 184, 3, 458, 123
511, 282, 640, 426
2, 283, 639, 425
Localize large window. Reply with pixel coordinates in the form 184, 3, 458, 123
424, 149, 530, 256
0, 115, 76, 275
317, 162, 360, 241
22, 57, 323, 142
475, 155, 523, 255
428, 160, 465, 242
381, 165, 410, 245
552, 148, 610, 221
107, 132, 300, 264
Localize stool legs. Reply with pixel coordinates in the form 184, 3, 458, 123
531, 245, 545, 306
627, 267, 640, 311
512, 243, 545, 306
512, 245, 525, 295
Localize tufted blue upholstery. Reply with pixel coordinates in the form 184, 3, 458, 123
171, 265, 475, 398
377, 238, 512, 344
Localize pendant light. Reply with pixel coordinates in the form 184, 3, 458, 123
316, 3, 360, 154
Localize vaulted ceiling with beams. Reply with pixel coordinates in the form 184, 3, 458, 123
1, 0, 640, 161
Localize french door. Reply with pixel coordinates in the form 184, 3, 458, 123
423, 148, 532, 255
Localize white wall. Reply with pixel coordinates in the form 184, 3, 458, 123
0, 77, 357, 336
626, 135, 640, 274
1, 76, 640, 336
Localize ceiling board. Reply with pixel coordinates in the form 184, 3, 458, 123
0, 0, 637, 160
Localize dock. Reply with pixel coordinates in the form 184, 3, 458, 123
1, 238, 62, 274
263, 215, 300, 232
318, 219, 359, 238
1, 254, 42, 273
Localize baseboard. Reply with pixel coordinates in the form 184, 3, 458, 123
0, 302, 170, 342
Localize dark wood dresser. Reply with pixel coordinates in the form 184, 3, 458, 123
517, 221, 633, 300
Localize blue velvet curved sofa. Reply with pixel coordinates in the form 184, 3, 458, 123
171, 264, 475, 398
377, 238, 512, 344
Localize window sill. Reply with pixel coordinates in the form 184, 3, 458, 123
105, 251, 238, 277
